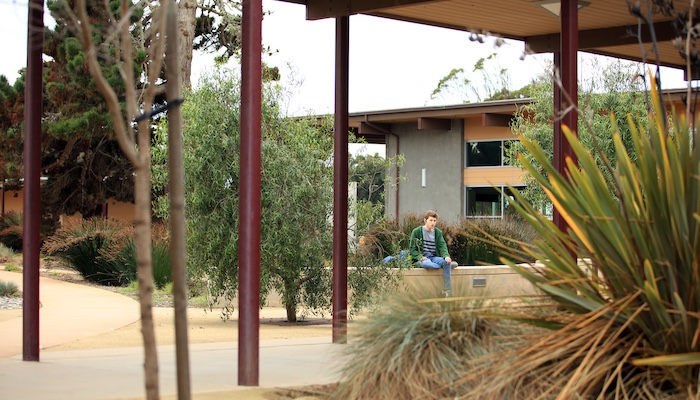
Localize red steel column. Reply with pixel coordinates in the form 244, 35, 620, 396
23, 0, 44, 362
552, 51, 564, 230
238, 0, 262, 386
554, 0, 578, 234
333, 15, 349, 344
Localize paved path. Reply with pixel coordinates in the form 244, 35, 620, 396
0, 270, 344, 399
0, 270, 140, 358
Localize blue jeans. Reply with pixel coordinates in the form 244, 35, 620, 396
416, 257, 451, 291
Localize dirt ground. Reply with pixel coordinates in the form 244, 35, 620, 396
0, 261, 343, 399
45, 306, 335, 352
57, 307, 339, 399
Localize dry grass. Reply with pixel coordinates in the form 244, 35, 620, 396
332, 287, 539, 399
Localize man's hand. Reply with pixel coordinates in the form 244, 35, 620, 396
445, 257, 452, 263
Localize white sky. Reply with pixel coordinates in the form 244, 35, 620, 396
0, 0, 690, 157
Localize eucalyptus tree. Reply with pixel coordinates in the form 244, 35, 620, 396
169, 69, 400, 322
506, 58, 649, 211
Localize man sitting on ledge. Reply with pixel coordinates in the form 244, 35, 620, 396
409, 210, 458, 297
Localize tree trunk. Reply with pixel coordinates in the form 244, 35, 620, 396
73, 0, 165, 397
134, 120, 159, 400
286, 303, 297, 323
283, 280, 298, 323
177, 0, 197, 88
166, 2, 191, 398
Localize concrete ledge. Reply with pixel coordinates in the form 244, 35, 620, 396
252, 264, 541, 308
402, 265, 540, 297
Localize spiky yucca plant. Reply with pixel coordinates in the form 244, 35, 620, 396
471, 80, 700, 399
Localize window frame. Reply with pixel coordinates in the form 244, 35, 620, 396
464, 185, 524, 219
464, 139, 515, 168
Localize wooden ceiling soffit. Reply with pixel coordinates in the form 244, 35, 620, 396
359, 121, 392, 135
360, 134, 387, 144
348, 127, 386, 144
304, 0, 433, 20
482, 113, 512, 127
526, 21, 677, 53
418, 117, 451, 131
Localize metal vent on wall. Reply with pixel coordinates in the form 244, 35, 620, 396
472, 277, 487, 287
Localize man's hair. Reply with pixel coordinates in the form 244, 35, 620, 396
424, 210, 439, 220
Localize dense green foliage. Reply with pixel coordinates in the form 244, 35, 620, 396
349, 151, 406, 252
350, 153, 388, 207
0, 76, 22, 183
99, 223, 172, 289
507, 58, 648, 211
0, 1, 143, 228
171, 69, 400, 322
443, 217, 538, 265
431, 52, 535, 104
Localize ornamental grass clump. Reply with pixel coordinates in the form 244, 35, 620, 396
444, 216, 538, 266
99, 222, 172, 289
0, 211, 23, 251
467, 80, 700, 399
0, 280, 19, 297
0, 243, 15, 263
42, 217, 133, 285
333, 288, 532, 400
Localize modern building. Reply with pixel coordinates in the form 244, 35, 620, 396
3, 89, 696, 224
350, 88, 697, 222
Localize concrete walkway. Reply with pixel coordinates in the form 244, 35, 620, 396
0, 270, 344, 399
0, 270, 140, 358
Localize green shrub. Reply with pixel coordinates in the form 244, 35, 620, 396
444, 216, 538, 266
0, 280, 19, 296
0, 242, 15, 262
360, 212, 535, 266
4, 263, 20, 272
0, 211, 23, 251
151, 225, 172, 289
347, 250, 408, 316
360, 220, 408, 260
99, 222, 172, 289
359, 213, 430, 260
42, 217, 133, 285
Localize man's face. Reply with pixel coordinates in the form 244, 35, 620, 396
424, 216, 437, 231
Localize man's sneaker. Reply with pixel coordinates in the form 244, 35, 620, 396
443, 289, 451, 298
450, 261, 458, 269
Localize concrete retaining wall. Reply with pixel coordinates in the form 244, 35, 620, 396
253, 264, 541, 308
402, 265, 540, 297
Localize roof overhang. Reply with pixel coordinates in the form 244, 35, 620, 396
347, 88, 696, 144
278, 0, 697, 72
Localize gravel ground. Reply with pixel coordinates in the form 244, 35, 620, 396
0, 296, 21, 310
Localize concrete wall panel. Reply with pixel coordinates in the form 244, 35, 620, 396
388, 120, 464, 222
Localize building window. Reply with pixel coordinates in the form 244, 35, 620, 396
465, 140, 514, 167
465, 185, 524, 218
